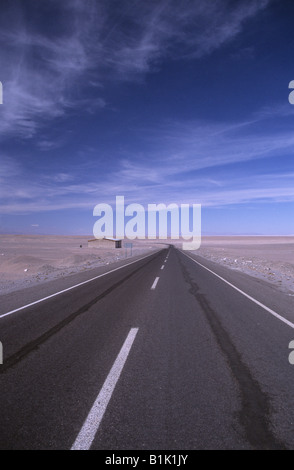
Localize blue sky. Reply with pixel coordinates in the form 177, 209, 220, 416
0, 0, 294, 235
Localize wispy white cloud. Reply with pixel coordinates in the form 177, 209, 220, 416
1, 107, 294, 214
1, 173, 293, 214
113, 113, 294, 186
0, 0, 271, 139
105, 0, 271, 75
2, 0, 288, 222
0, 0, 104, 138
36, 139, 64, 151
50, 173, 77, 184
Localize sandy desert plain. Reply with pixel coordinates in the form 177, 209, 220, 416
0, 234, 293, 296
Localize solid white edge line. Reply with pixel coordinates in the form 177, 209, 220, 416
181, 250, 294, 330
0, 250, 161, 319
71, 327, 139, 451
151, 277, 160, 290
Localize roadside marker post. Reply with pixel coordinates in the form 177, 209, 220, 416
124, 242, 133, 258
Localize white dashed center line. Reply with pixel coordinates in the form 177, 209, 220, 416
71, 328, 139, 450
151, 277, 160, 290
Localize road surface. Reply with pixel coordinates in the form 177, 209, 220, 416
0, 246, 294, 450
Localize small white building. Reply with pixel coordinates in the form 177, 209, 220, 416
88, 237, 122, 249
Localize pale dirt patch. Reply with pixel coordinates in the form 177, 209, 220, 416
1, 235, 293, 296
187, 236, 294, 295
0, 235, 165, 295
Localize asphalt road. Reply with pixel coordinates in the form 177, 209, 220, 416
0, 246, 294, 450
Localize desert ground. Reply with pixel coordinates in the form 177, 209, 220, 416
0, 235, 165, 295
0, 234, 293, 295
194, 236, 294, 295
